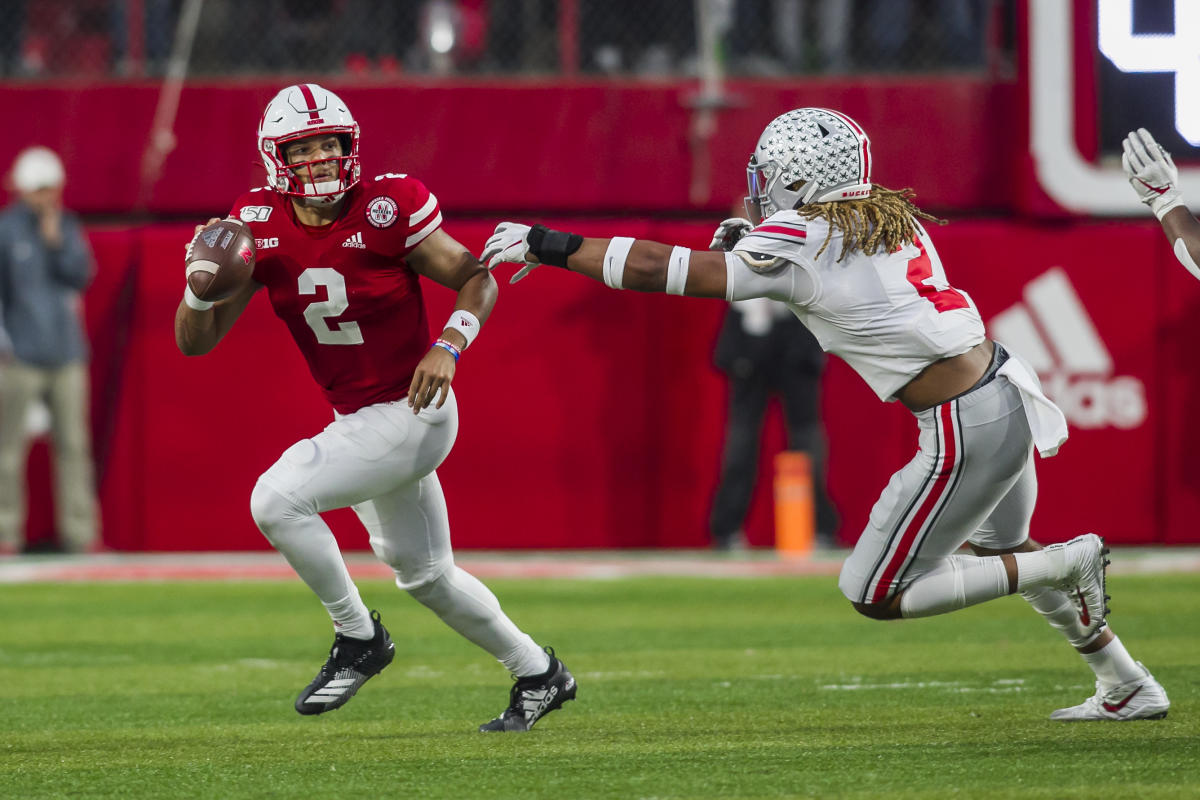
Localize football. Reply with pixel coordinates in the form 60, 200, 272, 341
186, 218, 256, 302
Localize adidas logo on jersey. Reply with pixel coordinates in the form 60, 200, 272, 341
988, 268, 1146, 430
342, 232, 366, 249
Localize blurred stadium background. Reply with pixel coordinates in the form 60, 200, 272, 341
3, 0, 1199, 557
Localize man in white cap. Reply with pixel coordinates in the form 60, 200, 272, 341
0, 146, 99, 555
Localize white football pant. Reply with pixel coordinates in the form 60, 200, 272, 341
250, 389, 548, 677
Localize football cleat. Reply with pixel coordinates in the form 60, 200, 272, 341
1050, 663, 1170, 721
479, 648, 577, 732
1049, 533, 1111, 636
294, 609, 394, 715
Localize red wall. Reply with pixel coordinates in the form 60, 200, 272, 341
24, 217, 1195, 551
6, 79, 1019, 217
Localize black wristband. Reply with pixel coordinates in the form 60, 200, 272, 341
526, 224, 583, 268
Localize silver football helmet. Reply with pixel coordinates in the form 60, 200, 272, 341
745, 107, 873, 220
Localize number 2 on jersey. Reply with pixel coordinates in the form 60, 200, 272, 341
906, 235, 969, 313
298, 268, 364, 345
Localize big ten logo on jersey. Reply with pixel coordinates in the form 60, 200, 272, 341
988, 268, 1146, 430
256, 237, 279, 250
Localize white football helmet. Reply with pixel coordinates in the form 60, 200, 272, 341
257, 84, 361, 205
745, 107, 873, 220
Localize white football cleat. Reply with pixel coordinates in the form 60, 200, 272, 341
1047, 533, 1110, 636
1050, 663, 1169, 721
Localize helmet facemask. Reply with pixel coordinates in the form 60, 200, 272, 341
272, 132, 358, 206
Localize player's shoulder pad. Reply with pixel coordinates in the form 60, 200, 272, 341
739, 210, 809, 248
368, 172, 435, 216
231, 186, 281, 226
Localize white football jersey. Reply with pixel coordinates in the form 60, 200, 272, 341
729, 211, 985, 401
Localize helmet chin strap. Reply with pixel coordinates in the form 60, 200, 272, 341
299, 179, 345, 206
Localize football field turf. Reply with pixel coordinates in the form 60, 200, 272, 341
3, 570, 1196, 799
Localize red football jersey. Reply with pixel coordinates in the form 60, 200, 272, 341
230, 174, 442, 414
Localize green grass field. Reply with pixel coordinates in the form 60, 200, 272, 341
2, 572, 1196, 799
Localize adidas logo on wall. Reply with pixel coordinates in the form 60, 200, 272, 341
343, 232, 366, 249
988, 268, 1146, 430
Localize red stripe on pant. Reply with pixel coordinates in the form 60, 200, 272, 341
869, 402, 958, 603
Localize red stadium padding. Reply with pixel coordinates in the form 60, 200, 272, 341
19, 218, 1200, 550
3, 80, 1019, 217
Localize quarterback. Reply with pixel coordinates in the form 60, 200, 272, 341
174, 84, 574, 731
484, 107, 1169, 721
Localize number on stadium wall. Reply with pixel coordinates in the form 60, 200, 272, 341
906, 236, 969, 313
298, 268, 364, 345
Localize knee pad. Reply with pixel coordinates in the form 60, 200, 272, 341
249, 479, 312, 536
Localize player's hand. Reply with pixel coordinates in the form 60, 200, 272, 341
184, 217, 222, 263
1122, 128, 1185, 219
709, 218, 754, 251
407, 346, 456, 414
481, 222, 541, 284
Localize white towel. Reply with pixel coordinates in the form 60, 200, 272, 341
996, 355, 1069, 458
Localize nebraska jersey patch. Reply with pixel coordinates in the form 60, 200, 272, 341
366, 196, 399, 228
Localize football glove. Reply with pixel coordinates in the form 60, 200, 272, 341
1122, 128, 1185, 220
709, 217, 754, 252
481, 221, 539, 284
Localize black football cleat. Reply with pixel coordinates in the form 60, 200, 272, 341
294, 609, 395, 715
478, 647, 577, 732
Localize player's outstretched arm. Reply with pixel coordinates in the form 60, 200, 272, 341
481, 222, 730, 298
1122, 128, 1200, 281
405, 228, 497, 413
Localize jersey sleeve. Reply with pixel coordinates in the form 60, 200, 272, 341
732, 213, 811, 269
724, 252, 816, 305
370, 175, 443, 255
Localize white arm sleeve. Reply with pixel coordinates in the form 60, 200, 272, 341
724, 251, 816, 305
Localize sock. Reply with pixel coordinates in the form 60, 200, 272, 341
407, 566, 551, 677
1082, 634, 1146, 688
899, 555, 1010, 618
1019, 586, 1099, 648
322, 586, 374, 640
1013, 547, 1065, 591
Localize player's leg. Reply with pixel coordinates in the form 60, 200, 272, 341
0, 363, 41, 553
356, 473, 576, 731
709, 372, 769, 549
45, 363, 99, 552
969, 482, 1168, 721
840, 380, 1105, 622
251, 394, 460, 631
249, 397, 462, 715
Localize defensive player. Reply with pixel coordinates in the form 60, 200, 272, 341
174, 84, 575, 732
1122, 127, 1200, 281
483, 107, 1169, 721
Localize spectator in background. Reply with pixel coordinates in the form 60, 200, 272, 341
0, 147, 99, 556
710, 295, 838, 550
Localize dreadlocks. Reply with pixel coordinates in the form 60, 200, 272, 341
798, 186, 946, 262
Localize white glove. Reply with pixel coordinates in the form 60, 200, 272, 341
1122, 128, 1185, 220
709, 217, 754, 252
481, 221, 539, 284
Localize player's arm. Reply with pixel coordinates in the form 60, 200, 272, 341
1122, 128, 1200, 281
480, 223, 729, 298
174, 218, 261, 356
175, 279, 259, 356
404, 227, 496, 413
